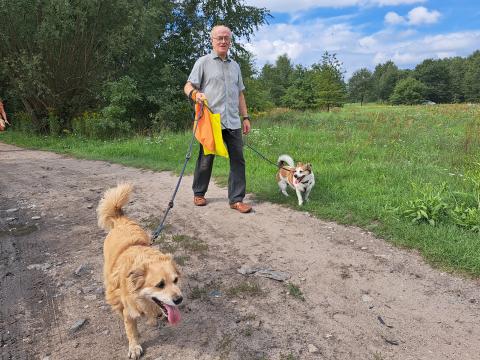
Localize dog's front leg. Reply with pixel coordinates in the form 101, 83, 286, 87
305, 187, 312, 202
123, 309, 143, 359
295, 188, 304, 206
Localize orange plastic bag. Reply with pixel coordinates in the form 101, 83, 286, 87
194, 101, 228, 158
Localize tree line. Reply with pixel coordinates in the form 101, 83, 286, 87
348, 52, 480, 105
1, 1, 479, 138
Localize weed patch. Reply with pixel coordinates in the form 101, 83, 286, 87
286, 283, 305, 301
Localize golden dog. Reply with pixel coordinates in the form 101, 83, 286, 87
97, 183, 182, 359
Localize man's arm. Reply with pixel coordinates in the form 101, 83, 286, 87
184, 82, 206, 103
0, 102, 8, 123
239, 91, 250, 135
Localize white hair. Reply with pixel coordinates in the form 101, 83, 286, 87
210, 25, 232, 39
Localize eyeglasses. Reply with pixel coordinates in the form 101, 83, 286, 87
212, 36, 231, 43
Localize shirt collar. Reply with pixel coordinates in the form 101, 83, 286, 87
210, 51, 231, 62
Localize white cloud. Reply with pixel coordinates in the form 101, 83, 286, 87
245, 19, 480, 79
244, 0, 426, 13
407, 6, 441, 25
384, 11, 405, 25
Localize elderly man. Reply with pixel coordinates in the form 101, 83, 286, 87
184, 25, 252, 213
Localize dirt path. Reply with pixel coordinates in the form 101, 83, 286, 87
1, 141, 479, 360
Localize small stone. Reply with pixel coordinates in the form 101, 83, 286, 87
69, 318, 88, 333
31, 216, 41, 220
361, 247, 368, 251
208, 290, 222, 298
86, 204, 93, 209
84, 295, 97, 301
6, 208, 19, 213
74, 264, 88, 276
362, 294, 373, 302
308, 344, 319, 353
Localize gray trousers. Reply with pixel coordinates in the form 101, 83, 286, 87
192, 128, 246, 204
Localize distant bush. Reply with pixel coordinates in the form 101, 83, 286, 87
72, 111, 130, 139
390, 77, 427, 105
47, 109, 62, 136
12, 112, 37, 133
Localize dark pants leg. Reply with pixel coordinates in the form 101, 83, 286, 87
192, 144, 215, 197
223, 129, 246, 204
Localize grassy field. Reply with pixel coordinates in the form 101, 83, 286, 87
2, 103, 480, 276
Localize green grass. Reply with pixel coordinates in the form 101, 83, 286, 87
2, 103, 480, 276
226, 280, 263, 297
286, 283, 305, 301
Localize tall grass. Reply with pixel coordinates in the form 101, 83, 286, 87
2, 103, 480, 275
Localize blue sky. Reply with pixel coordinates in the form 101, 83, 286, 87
242, 0, 480, 78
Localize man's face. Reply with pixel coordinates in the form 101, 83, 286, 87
211, 27, 231, 58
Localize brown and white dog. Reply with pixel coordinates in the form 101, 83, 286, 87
276, 154, 315, 206
97, 183, 183, 359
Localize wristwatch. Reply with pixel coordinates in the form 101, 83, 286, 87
242, 116, 250, 121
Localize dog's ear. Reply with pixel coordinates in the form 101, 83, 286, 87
128, 266, 146, 291
306, 163, 312, 171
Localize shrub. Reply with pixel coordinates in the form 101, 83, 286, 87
451, 205, 480, 232
402, 182, 449, 226
390, 77, 427, 105
12, 111, 36, 133
47, 109, 62, 136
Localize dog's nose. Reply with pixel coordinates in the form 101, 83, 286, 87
173, 295, 183, 305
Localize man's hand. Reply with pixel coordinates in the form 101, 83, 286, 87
242, 119, 251, 135
195, 92, 207, 103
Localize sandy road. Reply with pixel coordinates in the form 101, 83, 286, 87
1, 141, 479, 360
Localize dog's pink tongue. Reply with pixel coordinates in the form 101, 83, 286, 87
165, 304, 181, 325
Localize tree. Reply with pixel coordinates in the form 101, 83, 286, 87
389, 77, 427, 105
259, 54, 295, 106
348, 68, 373, 105
445, 57, 467, 103
414, 59, 453, 103
464, 51, 480, 103
0, 0, 270, 133
282, 66, 317, 110
371, 61, 401, 102
312, 52, 347, 111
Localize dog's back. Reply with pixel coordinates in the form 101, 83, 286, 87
97, 183, 150, 286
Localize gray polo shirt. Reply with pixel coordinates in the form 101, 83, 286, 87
187, 51, 245, 130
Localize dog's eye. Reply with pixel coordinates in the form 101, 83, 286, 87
173, 277, 178, 284
156, 280, 165, 289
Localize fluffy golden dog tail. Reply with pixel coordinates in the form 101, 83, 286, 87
97, 183, 133, 231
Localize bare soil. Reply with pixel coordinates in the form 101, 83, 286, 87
1, 141, 480, 360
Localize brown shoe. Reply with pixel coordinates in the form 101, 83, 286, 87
194, 196, 207, 206
229, 202, 252, 213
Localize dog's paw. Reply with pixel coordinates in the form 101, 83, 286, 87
128, 344, 143, 359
